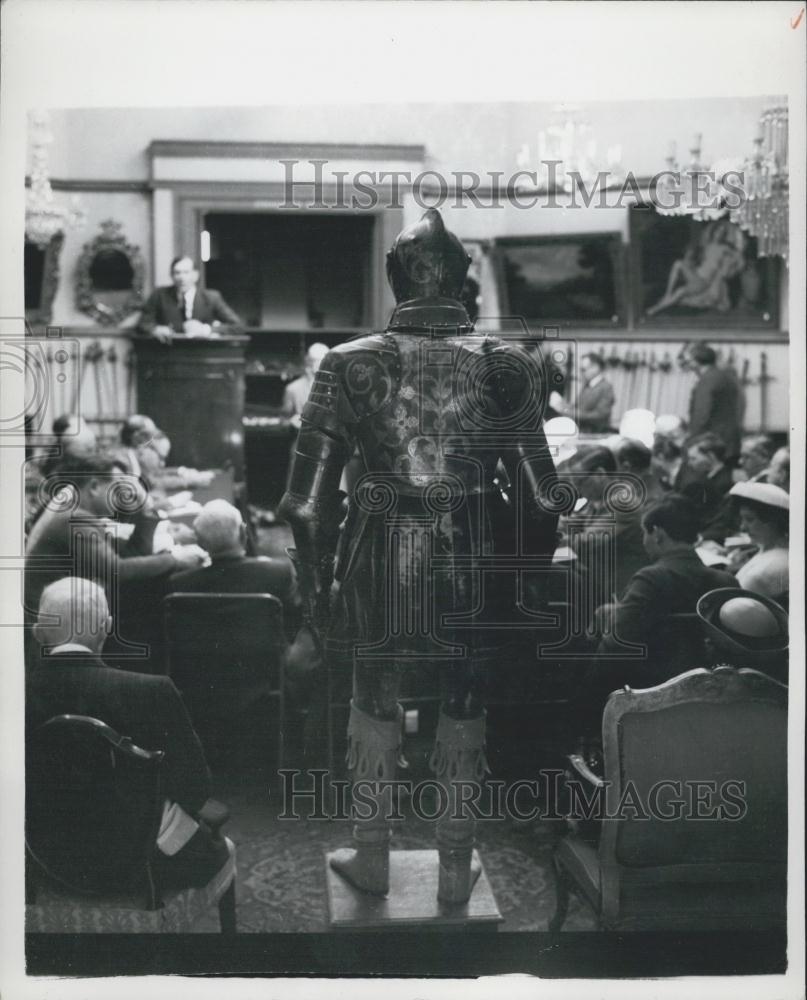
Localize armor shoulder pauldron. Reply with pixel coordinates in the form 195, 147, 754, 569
302, 336, 400, 435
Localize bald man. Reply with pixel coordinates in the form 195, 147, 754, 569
170, 500, 298, 617
27, 578, 228, 889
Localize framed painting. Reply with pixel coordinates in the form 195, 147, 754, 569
492, 232, 627, 329
630, 205, 781, 329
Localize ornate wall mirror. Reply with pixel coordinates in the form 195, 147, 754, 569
75, 219, 145, 325
25, 232, 64, 326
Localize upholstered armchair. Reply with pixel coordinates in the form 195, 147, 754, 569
550, 666, 788, 931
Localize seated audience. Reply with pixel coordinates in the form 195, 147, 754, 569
27, 415, 99, 530
595, 493, 735, 655
737, 434, 777, 483
170, 500, 298, 610
113, 416, 213, 496
697, 587, 788, 682
24, 452, 205, 629
651, 414, 688, 491
170, 499, 312, 700
27, 578, 229, 890
680, 432, 733, 531
616, 438, 664, 504
571, 440, 658, 606
729, 482, 789, 603
766, 446, 790, 492
112, 414, 159, 479
39, 414, 98, 474
563, 445, 617, 518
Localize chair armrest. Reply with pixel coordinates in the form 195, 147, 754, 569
566, 754, 605, 788
198, 798, 230, 832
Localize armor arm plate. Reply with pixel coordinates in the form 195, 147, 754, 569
502, 426, 561, 557
278, 417, 352, 626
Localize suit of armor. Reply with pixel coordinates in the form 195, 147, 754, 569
280, 209, 558, 903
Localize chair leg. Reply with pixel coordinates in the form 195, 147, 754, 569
548, 854, 570, 932
218, 879, 237, 934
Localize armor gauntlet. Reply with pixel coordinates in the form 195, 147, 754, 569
278, 421, 350, 637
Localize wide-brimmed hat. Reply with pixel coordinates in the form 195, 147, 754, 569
729, 481, 790, 510
697, 588, 788, 656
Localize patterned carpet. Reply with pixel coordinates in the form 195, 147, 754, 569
197, 525, 599, 933
196, 776, 598, 933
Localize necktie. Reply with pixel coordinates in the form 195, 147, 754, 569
178, 292, 186, 321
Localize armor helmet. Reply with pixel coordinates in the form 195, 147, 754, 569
386, 209, 471, 304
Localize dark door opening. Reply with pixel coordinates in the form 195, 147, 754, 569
203, 212, 374, 329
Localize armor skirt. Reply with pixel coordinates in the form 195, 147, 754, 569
327, 486, 522, 668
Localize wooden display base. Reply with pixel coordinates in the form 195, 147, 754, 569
325, 848, 503, 931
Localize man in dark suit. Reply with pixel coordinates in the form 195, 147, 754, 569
687, 344, 745, 461
595, 493, 736, 657
575, 352, 615, 433
681, 432, 734, 534
169, 499, 311, 700
137, 256, 243, 343
27, 577, 229, 889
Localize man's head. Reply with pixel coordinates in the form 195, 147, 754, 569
170, 256, 200, 293
654, 414, 688, 450
580, 353, 605, 383
641, 493, 699, 557
305, 342, 330, 376
689, 344, 717, 371
739, 435, 777, 480
52, 413, 97, 458
568, 445, 617, 503
49, 452, 145, 518
193, 500, 245, 558
617, 439, 652, 474
686, 432, 727, 477
767, 446, 790, 491
34, 577, 112, 653
120, 413, 158, 449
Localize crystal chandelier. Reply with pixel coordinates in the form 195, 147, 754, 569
517, 104, 623, 193
25, 110, 84, 249
654, 133, 729, 220
730, 105, 788, 264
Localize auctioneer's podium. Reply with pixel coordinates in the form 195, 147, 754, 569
134, 334, 250, 480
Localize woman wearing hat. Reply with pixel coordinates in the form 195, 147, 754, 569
728, 482, 789, 604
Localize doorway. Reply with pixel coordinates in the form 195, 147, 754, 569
203, 212, 375, 330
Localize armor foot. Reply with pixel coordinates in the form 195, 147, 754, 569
329, 845, 389, 897
437, 847, 481, 906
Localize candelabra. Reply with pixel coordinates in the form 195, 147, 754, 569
517, 104, 623, 193
654, 133, 731, 221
